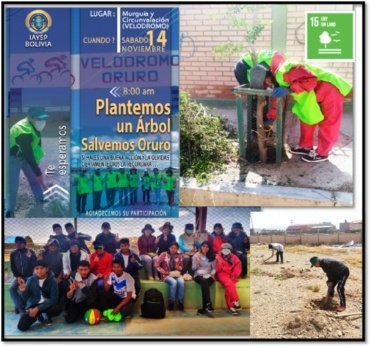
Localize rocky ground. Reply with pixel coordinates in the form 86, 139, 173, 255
250, 244, 362, 339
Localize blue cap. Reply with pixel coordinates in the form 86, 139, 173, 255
28, 107, 49, 120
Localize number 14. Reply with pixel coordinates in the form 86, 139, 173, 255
147, 30, 167, 47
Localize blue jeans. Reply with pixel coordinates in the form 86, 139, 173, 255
10, 278, 28, 311
6, 156, 43, 214
153, 188, 161, 204
164, 276, 184, 303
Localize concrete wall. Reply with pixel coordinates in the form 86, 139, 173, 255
179, 4, 354, 99
250, 232, 362, 245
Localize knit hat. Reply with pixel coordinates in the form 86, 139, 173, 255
310, 256, 320, 268
159, 222, 174, 232
142, 224, 155, 233
232, 222, 243, 230
15, 236, 26, 244
250, 64, 269, 89
34, 260, 48, 268
184, 223, 194, 231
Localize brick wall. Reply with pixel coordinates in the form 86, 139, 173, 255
179, 4, 354, 99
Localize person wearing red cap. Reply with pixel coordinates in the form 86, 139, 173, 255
6, 107, 49, 218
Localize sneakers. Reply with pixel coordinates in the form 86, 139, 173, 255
205, 302, 214, 312
289, 146, 312, 155
233, 301, 242, 311
336, 306, 346, 312
301, 150, 329, 163
168, 301, 174, 311
178, 302, 184, 311
228, 307, 240, 316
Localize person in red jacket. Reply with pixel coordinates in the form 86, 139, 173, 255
251, 60, 352, 163
211, 223, 227, 254
216, 243, 242, 316
138, 224, 158, 280
90, 241, 113, 292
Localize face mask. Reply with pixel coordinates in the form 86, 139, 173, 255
221, 249, 231, 256
185, 230, 193, 235
34, 120, 46, 131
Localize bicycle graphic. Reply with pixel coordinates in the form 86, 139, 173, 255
180, 32, 196, 59
12, 55, 75, 86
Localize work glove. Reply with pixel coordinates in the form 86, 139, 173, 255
272, 87, 291, 98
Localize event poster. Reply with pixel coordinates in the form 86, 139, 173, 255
5, 6, 180, 219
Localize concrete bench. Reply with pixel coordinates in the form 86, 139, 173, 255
3, 278, 250, 312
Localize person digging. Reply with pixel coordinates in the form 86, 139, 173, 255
310, 256, 349, 312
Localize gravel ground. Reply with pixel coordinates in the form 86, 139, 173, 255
250, 244, 362, 339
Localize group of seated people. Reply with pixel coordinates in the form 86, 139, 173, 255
9, 221, 250, 331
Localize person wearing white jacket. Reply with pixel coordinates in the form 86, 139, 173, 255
63, 240, 90, 278
268, 243, 284, 263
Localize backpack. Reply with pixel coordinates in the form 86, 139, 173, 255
141, 288, 166, 319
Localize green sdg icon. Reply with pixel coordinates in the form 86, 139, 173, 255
306, 12, 354, 61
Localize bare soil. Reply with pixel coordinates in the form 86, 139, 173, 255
251, 244, 362, 339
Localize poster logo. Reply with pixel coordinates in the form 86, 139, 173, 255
305, 12, 354, 61
25, 9, 52, 34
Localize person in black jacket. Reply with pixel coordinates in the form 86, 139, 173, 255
50, 223, 70, 253
9, 236, 37, 314
94, 222, 120, 255
156, 222, 176, 255
227, 222, 250, 278
310, 256, 350, 312
38, 239, 63, 301
17, 260, 61, 331
65, 261, 98, 323
64, 222, 91, 254
114, 238, 143, 296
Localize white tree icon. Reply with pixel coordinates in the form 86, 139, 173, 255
320, 31, 331, 48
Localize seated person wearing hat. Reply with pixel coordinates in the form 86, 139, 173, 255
227, 222, 250, 278
156, 222, 177, 255
138, 224, 158, 280
178, 223, 197, 274
216, 243, 242, 316
9, 236, 37, 314
17, 260, 61, 331
89, 241, 113, 291
310, 256, 350, 312
6, 107, 49, 218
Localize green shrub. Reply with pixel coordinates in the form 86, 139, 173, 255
180, 91, 237, 183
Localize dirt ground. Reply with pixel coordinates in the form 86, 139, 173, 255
251, 244, 362, 339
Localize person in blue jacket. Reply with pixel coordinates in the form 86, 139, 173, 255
114, 238, 143, 296
227, 222, 250, 278
17, 260, 62, 331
